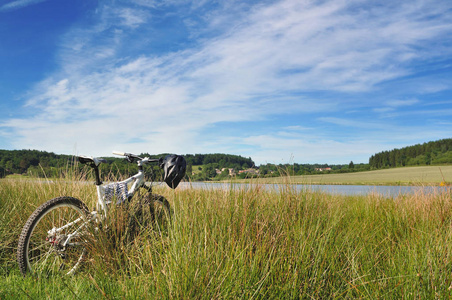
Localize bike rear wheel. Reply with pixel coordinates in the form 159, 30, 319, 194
17, 197, 90, 276
149, 194, 171, 232
132, 193, 171, 235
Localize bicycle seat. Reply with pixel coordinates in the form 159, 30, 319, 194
78, 156, 107, 167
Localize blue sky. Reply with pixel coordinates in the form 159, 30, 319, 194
0, 0, 451, 165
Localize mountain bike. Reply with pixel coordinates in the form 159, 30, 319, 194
17, 151, 186, 276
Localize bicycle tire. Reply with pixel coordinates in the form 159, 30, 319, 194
131, 193, 171, 234
17, 197, 90, 276
149, 194, 171, 231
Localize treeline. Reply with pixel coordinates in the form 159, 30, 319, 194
0, 150, 255, 180
258, 162, 370, 178
0, 150, 69, 178
171, 154, 255, 181
185, 153, 254, 168
369, 138, 452, 169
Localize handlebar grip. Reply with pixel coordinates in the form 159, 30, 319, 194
112, 151, 126, 156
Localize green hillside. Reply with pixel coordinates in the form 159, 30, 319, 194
369, 138, 452, 168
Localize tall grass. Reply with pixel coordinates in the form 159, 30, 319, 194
1, 172, 452, 298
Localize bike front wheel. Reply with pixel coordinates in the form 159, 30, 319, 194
17, 197, 90, 276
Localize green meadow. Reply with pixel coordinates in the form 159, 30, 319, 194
1, 172, 452, 298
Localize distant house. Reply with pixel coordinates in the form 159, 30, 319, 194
315, 167, 332, 172
226, 168, 236, 176
216, 168, 236, 176
238, 168, 260, 175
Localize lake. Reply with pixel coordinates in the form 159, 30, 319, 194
178, 182, 450, 198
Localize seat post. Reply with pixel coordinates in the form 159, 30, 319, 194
93, 165, 102, 185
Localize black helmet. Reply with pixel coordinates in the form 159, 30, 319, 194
160, 154, 186, 189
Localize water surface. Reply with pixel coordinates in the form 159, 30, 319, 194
179, 182, 450, 198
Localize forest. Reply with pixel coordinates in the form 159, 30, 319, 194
369, 138, 452, 169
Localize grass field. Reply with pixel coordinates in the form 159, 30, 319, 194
1, 172, 452, 298
241, 165, 452, 186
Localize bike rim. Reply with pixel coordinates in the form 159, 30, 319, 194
25, 203, 88, 276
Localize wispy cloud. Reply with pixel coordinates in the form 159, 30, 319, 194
1, 0, 452, 163
387, 99, 420, 107
116, 7, 149, 28
0, 0, 46, 12
317, 117, 390, 130
373, 98, 420, 113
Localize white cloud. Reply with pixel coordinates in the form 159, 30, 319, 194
117, 8, 149, 28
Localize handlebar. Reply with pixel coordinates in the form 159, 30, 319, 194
113, 151, 160, 164
112, 151, 126, 156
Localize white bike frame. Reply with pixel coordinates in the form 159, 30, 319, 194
79, 151, 160, 221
